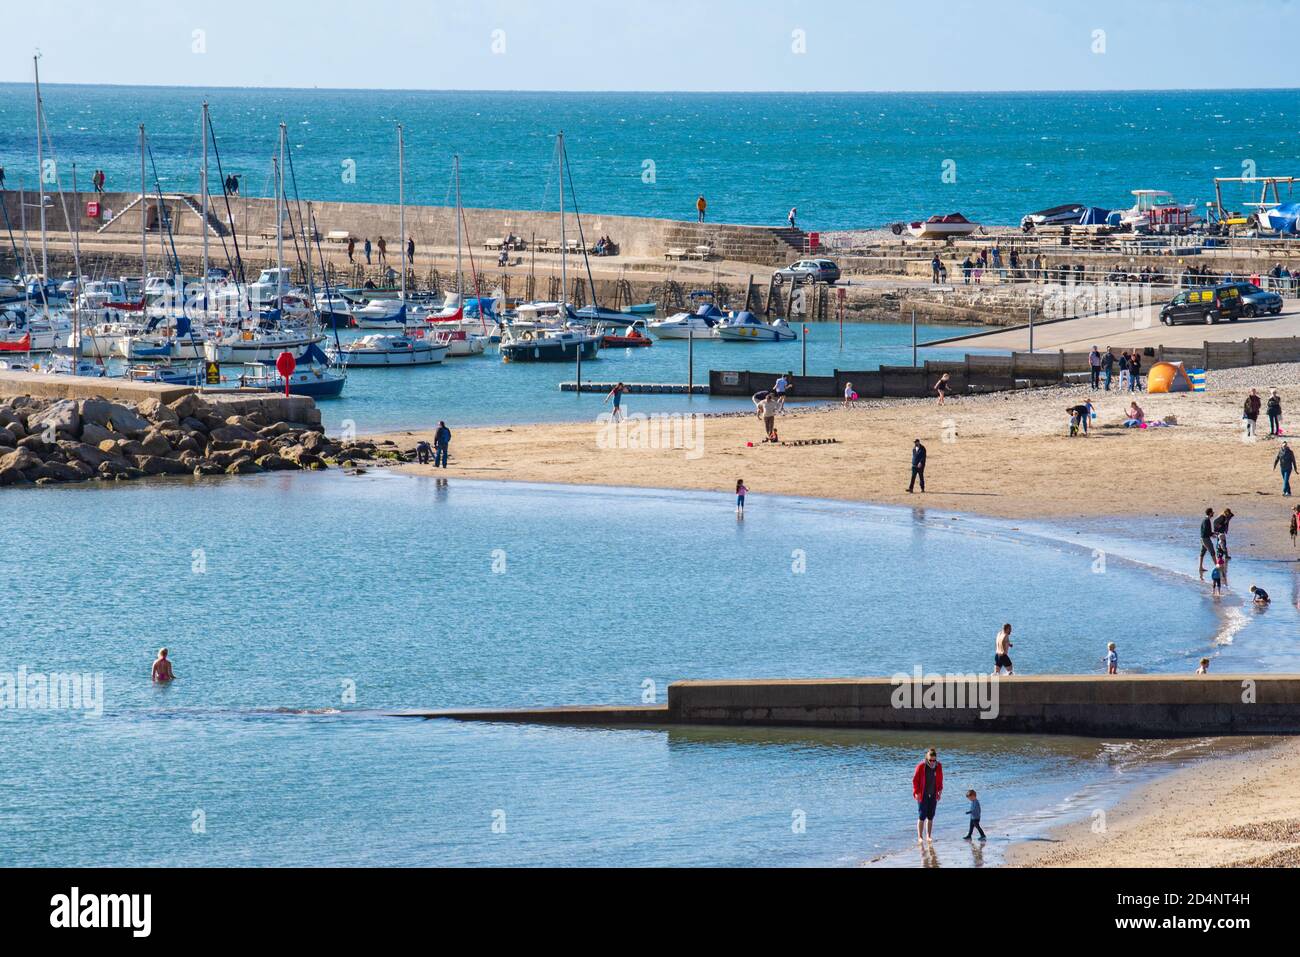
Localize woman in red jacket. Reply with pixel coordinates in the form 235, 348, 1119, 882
912, 749, 943, 842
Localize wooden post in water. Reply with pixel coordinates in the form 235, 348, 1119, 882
687, 325, 694, 392
575, 339, 582, 395
801, 324, 807, 377
911, 309, 917, 367
1028, 305, 1035, 354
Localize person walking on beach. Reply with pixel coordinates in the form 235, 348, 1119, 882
933, 372, 950, 406
787, 206, 797, 230
735, 478, 747, 517
363, 237, 372, 265
908, 438, 926, 493
151, 648, 175, 683
1199, 507, 1218, 573
1088, 346, 1102, 390
1213, 508, 1234, 561
376, 236, 388, 266
931, 254, 941, 285
604, 382, 627, 422
696, 195, 707, 222
1244, 388, 1262, 438
963, 789, 985, 841
993, 623, 1013, 676
1275, 441, 1296, 496
1267, 389, 1283, 436
346, 237, 356, 263
433, 420, 451, 469
912, 749, 943, 843
1102, 642, 1118, 675
773, 373, 789, 409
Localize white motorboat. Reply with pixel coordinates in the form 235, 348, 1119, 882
1120, 190, 1198, 232
905, 213, 981, 239
434, 328, 487, 357
332, 332, 448, 367
715, 311, 797, 342
648, 303, 725, 339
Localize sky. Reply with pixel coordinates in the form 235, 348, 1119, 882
3, 0, 1299, 92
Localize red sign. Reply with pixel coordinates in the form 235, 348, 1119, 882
85, 201, 101, 218
808, 231, 820, 250
275, 351, 296, 396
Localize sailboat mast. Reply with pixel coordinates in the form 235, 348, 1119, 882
558, 131, 566, 302
398, 124, 405, 304
454, 154, 462, 296
277, 122, 286, 295
34, 56, 47, 283
201, 102, 209, 316
139, 124, 147, 293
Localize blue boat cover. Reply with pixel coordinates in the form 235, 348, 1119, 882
1077, 206, 1110, 225
1265, 202, 1300, 234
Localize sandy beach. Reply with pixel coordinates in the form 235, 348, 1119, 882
381, 362, 1300, 562
376, 361, 1300, 867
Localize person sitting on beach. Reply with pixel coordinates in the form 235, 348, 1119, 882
1102, 642, 1118, 675
1122, 401, 1145, 428
1196, 658, 1211, 674
993, 624, 1014, 676
151, 648, 175, 684
1250, 585, 1271, 606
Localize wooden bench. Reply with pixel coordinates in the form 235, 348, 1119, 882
665, 247, 688, 261
689, 244, 714, 261
483, 237, 505, 250
326, 230, 352, 244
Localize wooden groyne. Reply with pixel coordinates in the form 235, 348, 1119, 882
401, 674, 1300, 738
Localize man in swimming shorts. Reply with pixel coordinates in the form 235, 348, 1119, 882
993, 623, 1014, 675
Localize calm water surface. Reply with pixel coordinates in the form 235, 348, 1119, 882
4, 473, 1290, 866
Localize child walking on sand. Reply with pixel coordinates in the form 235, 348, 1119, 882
963, 789, 986, 841
735, 479, 747, 517
1103, 642, 1118, 674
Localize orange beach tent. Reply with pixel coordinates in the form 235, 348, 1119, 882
1146, 361, 1194, 394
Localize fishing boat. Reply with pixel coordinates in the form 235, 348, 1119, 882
1119, 190, 1198, 232
648, 303, 725, 339
332, 332, 448, 367
905, 213, 980, 239
500, 326, 601, 363
715, 311, 797, 342
601, 321, 653, 348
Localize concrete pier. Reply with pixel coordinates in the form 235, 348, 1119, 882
0, 370, 193, 404
559, 381, 709, 394
405, 675, 1300, 738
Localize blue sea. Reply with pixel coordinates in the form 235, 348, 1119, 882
2, 474, 1295, 867
1, 86, 1297, 228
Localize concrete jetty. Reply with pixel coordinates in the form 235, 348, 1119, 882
403, 675, 1300, 737
0, 369, 194, 404
559, 381, 709, 394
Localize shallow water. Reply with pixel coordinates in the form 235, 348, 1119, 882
3, 473, 1285, 866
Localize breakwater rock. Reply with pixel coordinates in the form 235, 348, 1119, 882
0, 393, 409, 487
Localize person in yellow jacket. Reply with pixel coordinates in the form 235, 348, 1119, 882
696, 195, 706, 222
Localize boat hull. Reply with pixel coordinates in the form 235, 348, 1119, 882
500, 337, 599, 362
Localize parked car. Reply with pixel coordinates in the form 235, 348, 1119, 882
772, 259, 841, 285
1159, 284, 1243, 325
1226, 282, 1283, 318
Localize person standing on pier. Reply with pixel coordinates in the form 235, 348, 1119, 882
930, 254, 941, 285
696, 195, 707, 222
376, 236, 388, 266
787, 206, 797, 230
912, 749, 943, 843
407, 236, 415, 266
993, 624, 1013, 675
363, 237, 372, 265
346, 237, 356, 263
1274, 441, 1296, 496
908, 438, 926, 493
433, 421, 452, 469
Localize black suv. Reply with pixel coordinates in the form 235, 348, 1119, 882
1159, 284, 1244, 325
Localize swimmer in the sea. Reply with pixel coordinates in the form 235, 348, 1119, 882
151, 647, 175, 683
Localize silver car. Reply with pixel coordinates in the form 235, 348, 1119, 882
773, 259, 841, 285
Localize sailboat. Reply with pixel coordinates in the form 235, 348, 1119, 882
499, 132, 601, 363
423, 154, 490, 356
